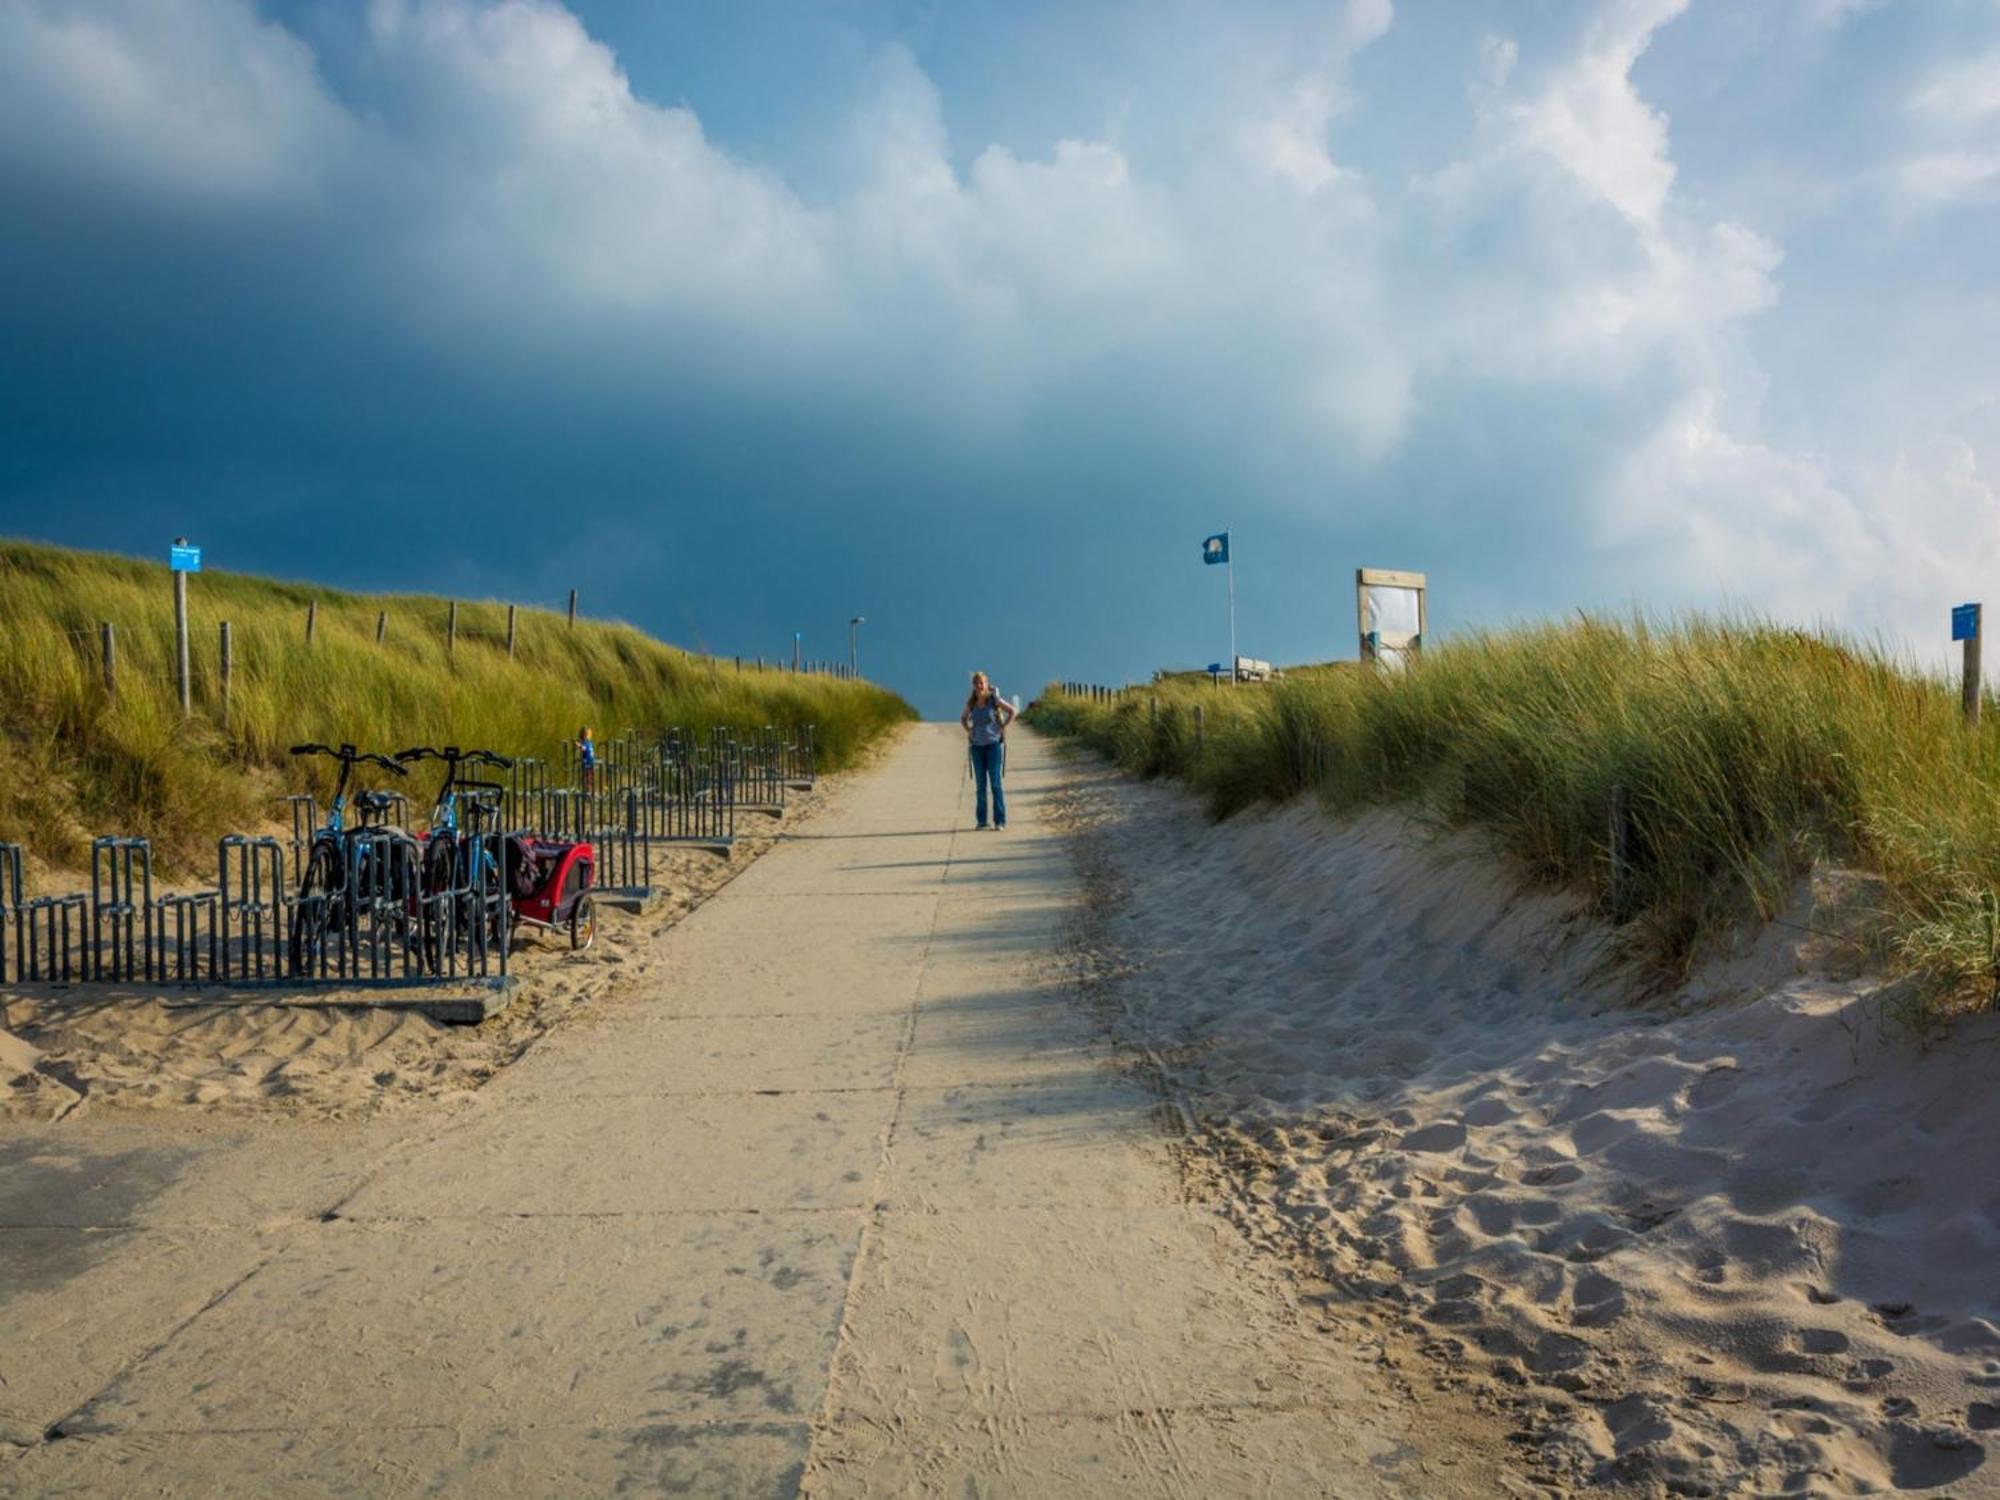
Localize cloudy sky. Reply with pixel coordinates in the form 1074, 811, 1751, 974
3, 0, 1997, 714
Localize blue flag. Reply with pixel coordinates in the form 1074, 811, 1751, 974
1202, 532, 1229, 566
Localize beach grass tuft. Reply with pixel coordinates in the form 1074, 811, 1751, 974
1029, 618, 2000, 1024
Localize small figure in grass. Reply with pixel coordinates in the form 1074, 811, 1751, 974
960, 671, 1016, 830
576, 726, 596, 795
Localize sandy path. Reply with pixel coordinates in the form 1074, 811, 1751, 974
0, 725, 1503, 1497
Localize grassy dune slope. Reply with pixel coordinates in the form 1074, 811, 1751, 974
0, 540, 915, 869
1030, 619, 2000, 1024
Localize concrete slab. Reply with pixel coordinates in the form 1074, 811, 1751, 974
0, 1227, 279, 1445
507, 1012, 909, 1098
3, 1422, 810, 1500
342, 1089, 889, 1218
65, 1214, 863, 1437
883, 1083, 1182, 1211
804, 1405, 1424, 1500
822, 1206, 1359, 1421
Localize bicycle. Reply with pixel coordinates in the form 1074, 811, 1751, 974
285, 744, 416, 973
395, 746, 514, 973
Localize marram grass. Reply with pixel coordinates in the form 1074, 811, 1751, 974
1029, 619, 2000, 1026
0, 540, 914, 871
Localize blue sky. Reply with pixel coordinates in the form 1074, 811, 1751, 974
3, 0, 1998, 716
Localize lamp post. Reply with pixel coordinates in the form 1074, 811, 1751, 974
849, 616, 865, 678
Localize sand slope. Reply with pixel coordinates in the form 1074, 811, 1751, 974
1051, 756, 2000, 1497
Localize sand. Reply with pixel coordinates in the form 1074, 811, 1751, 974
0, 784, 841, 1123
1048, 751, 2000, 1497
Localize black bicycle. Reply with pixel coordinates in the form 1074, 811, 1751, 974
286, 743, 416, 973
394, 746, 514, 971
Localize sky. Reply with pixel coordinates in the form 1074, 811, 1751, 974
2, 0, 1998, 717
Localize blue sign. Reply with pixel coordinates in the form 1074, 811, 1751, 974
1953, 603, 1979, 642
1201, 531, 1229, 566
169, 544, 201, 574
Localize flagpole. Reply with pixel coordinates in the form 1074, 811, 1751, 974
1227, 530, 1236, 686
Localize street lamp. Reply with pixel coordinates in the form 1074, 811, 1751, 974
848, 616, 865, 678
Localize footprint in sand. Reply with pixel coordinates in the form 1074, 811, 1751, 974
1571, 1269, 1628, 1328
1887, 1424, 1985, 1489
1398, 1120, 1468, 1153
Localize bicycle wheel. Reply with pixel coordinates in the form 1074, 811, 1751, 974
287, 839, 343, 975
419, 836, 459, 974
569, 894, 597, 952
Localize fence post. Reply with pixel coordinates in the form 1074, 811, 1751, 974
376, 609, 387, 645
219, 621, 232, 728
447, 600, 457, 658
100, 622, 116, 700
1609, 784, 1632, 919
305, 600, 317, 644
567, 589, 577, 628
172, 541, 190, 714
1965, 603, 1984, 730
507, 604, 517, 659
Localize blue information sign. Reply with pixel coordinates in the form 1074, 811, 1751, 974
170, 544, 201, 574
1953, 603, 1979, 642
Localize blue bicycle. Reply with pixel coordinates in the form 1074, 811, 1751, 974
286, 743, 415, 971
395, 745, 514, 972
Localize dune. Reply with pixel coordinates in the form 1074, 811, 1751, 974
1051, 753, 2000, 1496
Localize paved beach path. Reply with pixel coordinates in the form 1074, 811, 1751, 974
1, 726, 1494, 1497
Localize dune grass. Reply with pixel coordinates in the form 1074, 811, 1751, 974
1029, 618, 2000, 1025
0, 539, 915, 872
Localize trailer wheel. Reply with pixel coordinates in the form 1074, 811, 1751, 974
569, 894, 597, 952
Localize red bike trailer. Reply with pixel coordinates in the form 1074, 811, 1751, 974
505, 835, 597, 950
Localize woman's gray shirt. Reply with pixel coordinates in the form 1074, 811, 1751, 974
967, 702, 1004, 746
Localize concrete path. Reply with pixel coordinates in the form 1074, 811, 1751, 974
2, 725, 1441, 1497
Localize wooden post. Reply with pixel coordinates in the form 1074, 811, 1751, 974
567, 589, 577, 628
376, 609, 387, 645
100, 622, 115, 699
757, 656, 764, 671
305, 600, 317, 644
219, 621, 233, 728
172, 541, 190, 714
1965, 604, 1984, 730
507, 604, 517, 659
447, 600, 458, 658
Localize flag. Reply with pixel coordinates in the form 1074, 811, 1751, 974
1201, 532, 1229, 565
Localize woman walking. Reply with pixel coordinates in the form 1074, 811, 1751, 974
961, 671, 1016, 830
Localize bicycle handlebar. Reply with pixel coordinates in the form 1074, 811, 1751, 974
394, 746, 514, 770
288, 743, 407, 776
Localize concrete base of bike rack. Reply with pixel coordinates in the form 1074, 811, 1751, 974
270, 977, 520, 1024
598, 887, 656, 915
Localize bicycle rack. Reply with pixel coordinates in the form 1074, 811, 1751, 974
91, 836, 154, 984
156, 890, 219, 985
286, 796, 319, 871
0, 841, 20, 985
21, 893, 87, 986
219, 835, 288, 983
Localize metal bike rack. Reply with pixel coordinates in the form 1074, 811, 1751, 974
0, 841, 20, 985
219, 836, 287, 983
91, 836, 155, 984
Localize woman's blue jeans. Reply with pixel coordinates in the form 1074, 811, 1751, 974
970, 741, 1006, 827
